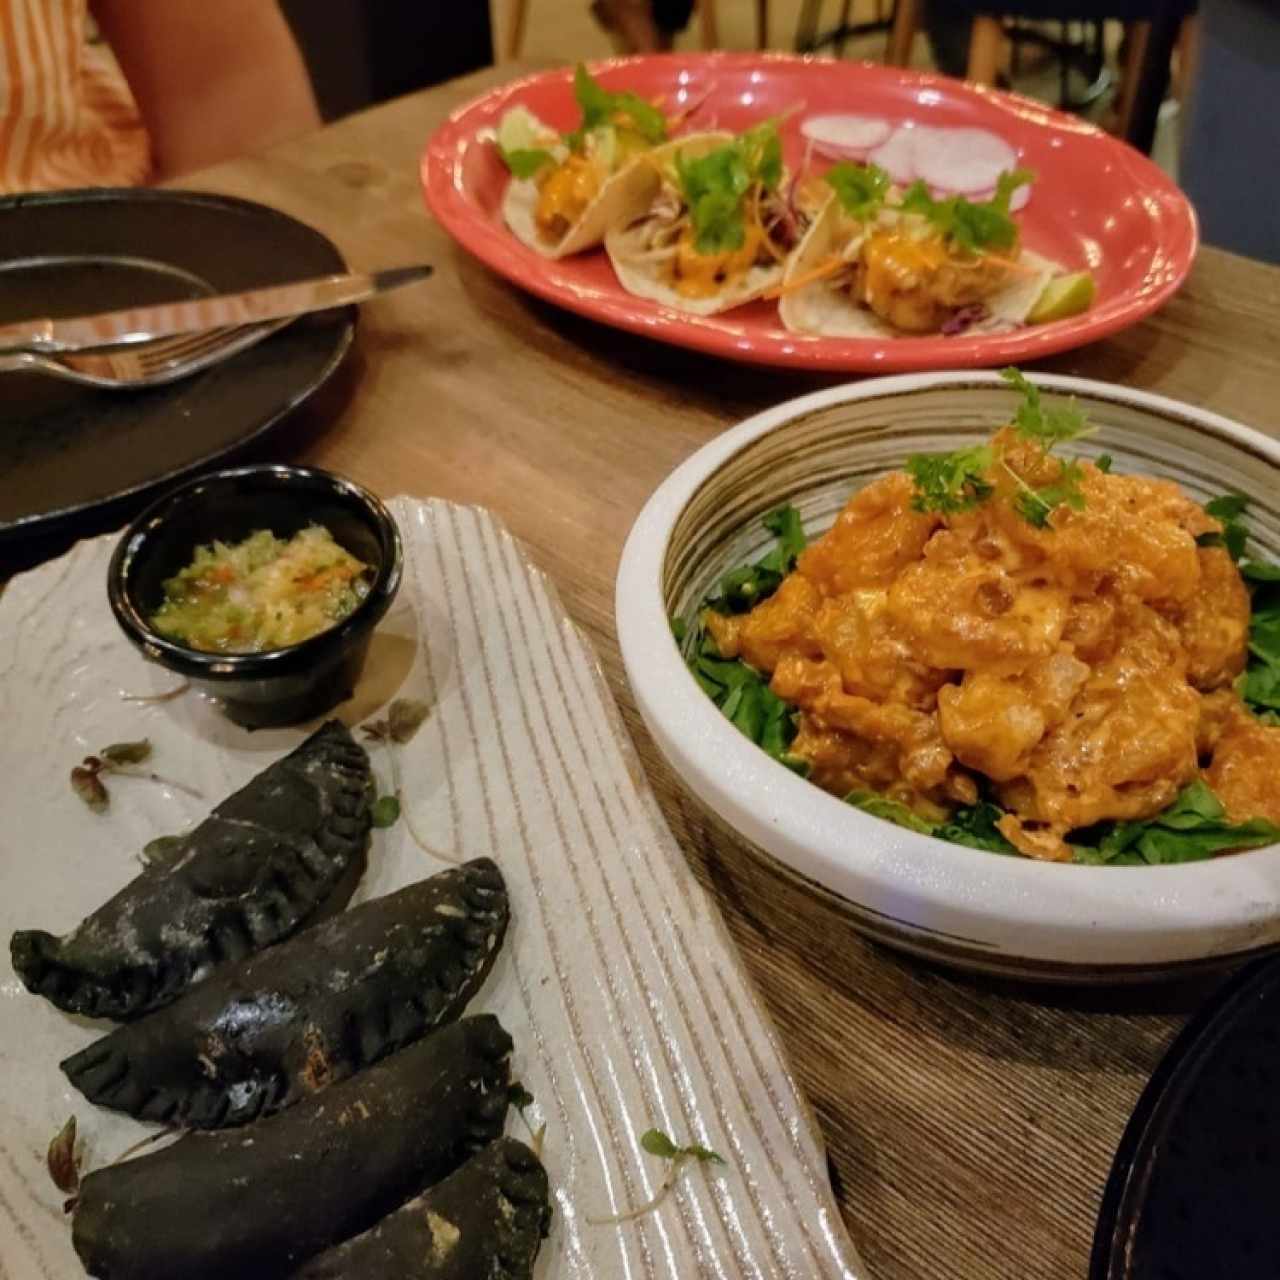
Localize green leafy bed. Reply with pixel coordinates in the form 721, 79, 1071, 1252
676, 387, 1280, 866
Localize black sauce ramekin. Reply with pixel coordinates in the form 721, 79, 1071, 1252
108, 465, 402, 729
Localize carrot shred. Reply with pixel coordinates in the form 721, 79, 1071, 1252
763, 256, 848, 300
751, 186, 787, 265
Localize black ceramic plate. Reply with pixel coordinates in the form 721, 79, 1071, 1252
0, 188, 353, 544
1091, 956, 1280, 1280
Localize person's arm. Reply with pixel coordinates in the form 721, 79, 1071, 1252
90, 0, 321, 179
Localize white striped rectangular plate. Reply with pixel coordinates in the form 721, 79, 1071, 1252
0, 498, 864, 1280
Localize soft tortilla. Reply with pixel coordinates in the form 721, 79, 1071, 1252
779, 195, 1059, 338
603, 132, 784, 317
500, 119, 723, 260
503, 153, 660, 259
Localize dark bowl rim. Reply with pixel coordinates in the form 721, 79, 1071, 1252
0, 187, 355, 543
107, 463, 402, 680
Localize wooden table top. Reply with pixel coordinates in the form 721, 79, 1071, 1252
162, 64, 1279, 1280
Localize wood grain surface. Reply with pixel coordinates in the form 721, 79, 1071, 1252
142, 62, 1280, 1280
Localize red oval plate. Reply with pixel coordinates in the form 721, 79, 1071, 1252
422, 53, 1197, 372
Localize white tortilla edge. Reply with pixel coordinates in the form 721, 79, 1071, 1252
603, 132, 785, 317
500, 120, 728, 260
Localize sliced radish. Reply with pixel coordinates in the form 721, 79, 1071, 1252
956, 181, 1032, 211
913, 126, 1018, 194
800, 114, 892, 161
866, 126, 920, 185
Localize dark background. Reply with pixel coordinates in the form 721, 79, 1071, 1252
280, 1, 495, 121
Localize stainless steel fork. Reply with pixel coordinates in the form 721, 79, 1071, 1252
0, 317, 291, 390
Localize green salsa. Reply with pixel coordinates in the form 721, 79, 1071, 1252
149, 526, 373, 653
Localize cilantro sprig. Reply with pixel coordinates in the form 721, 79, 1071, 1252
500, 146, 557, 179
825, 161, 891, 222
1000, 367, 1092, 446
906, 368, 1093, 525
906, 445, 995, 515
900, 168, 1034, 255
564, 63, 666, 152
1011, 458, 1088, 528
588, 1128, 728, 1226
674, 121, 782, 255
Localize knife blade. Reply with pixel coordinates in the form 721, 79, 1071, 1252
0, 264, 432, 355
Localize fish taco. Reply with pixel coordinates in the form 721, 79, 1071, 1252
497, 65, 674, 259
604, 121, 813, 316
779, 163, 1091, 338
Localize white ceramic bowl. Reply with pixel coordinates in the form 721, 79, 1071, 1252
616, 372, 1280, 982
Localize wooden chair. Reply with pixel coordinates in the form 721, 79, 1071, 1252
886, 0, 1195, 150
494, 0, 766, 62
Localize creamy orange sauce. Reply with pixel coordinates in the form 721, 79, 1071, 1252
705, 435, 1274, 861
856, 228, 1014, 333
535, 154, 602, 242
1203, 696, 1280, 825
671, 223, 767, 299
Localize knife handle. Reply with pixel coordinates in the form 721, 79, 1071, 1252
0, 318, 56, 355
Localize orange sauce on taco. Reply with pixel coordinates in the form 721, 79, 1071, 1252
535, 154, 603, 243
671, 223, 766, 299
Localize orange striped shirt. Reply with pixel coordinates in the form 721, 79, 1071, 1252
0, 0, 150, 194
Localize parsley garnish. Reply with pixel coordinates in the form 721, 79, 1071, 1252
1075, 781, 1280, 865
934, 801, 1019, 854
905, 445, 995, 515
674, 121, 782, 254
1189, 497, 1280, 723
1011, 458, 1088, 528
907, 370, 1094, 524
900, 168, 1033, 254
641, 1128, 726, 1165
825, 161, 890, 221
564, 63, 666, 152
678, 505, 810, 774
690, 650, 807, 770
856, 779, 1280, 864
499, 146, 556, 179
1241, 556, 1280, 718
371, 794, 401, 828
588, 1128, 728, 1226
848, 792, 1018, 853
1198, 494, 1249, 561
715, 504, 807, 611
845, 791, 934, 834
1000, 367, 1092, 446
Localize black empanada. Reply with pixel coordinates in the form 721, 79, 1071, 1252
290, 1138, 550, 1280
72, 1015, 512, 1280
12, 720, 371, 1020
62, 859, 508, 1127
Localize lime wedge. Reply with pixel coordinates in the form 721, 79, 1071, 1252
1028, 271, 1096, 324
497, 106, 551, 155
